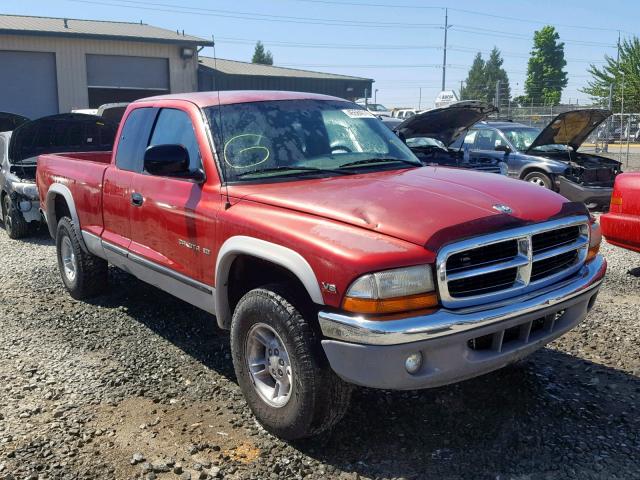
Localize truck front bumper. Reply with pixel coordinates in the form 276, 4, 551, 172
319, 255, 606, 390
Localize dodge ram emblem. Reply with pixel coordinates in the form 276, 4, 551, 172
493, 204, 513, 214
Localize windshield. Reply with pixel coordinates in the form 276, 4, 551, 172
367, 104, 388, 112
500, 127, 540, 151
206, 99, 419, 182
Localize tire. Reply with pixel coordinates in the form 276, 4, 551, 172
56, 217, 108, 299
2, 194, 30, 239
523, 171, 552, 189
230, 284, 352, 440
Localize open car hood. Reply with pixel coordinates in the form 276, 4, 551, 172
394, 101, 498, 146
0, 112, 30, 133
527, 109, 611, 152
8, 113, 118, 163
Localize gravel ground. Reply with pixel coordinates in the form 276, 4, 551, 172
1, 225, 639, 480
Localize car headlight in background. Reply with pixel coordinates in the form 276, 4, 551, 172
13, 182, 39, 200
342, 265, 438, 315
587, 219, 602, 262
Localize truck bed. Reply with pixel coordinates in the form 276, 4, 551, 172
37, 151, 113, 237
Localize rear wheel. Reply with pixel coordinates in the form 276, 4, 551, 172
523, 171, 552, 189
2, 194, 30, 239
230, 284, 352, 440
56, 217, 108, 299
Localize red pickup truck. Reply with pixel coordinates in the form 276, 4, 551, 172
37, 91, 606, 440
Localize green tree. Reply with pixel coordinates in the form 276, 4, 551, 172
460, 53, 487, 101
460, 49, 511, 108
484, 47, 511, 107
252, 41, 273, 65
524, 26, 568, 105
582, 37, 640, 112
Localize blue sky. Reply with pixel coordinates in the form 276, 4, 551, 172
5, 0, 638, 108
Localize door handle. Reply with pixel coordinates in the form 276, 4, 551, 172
131, 192, 144, 207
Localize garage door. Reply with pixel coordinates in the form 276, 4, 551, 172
86, 54, 169, 107
0, 51, 58, 119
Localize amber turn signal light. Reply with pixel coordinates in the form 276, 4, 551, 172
587, 243, 600, 262
342, 292, 439, 315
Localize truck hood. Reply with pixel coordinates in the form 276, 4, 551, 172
8, 113, 117, 163
230, 167, 584, 248
394, 101, 497, 146
527, 109, 611, 152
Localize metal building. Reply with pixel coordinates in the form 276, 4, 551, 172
198, 57, 373, 101
0, 14, 212, 118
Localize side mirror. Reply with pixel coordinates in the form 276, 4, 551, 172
144, 144, 203, 182
495, 144, 511, 154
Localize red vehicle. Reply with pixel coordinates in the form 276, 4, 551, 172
601, 173, 640, 252
37, 91, 606, 440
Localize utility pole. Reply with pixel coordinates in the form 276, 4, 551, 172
418, 87, 422, 110
605, 30, 621, 152
495, 80, 501, 118
441, 8, 450, 91
459, 80, 464, 99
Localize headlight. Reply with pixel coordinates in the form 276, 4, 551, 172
342, 265, 438, 315
14, 183, 39, 200
587, 219, 602, 262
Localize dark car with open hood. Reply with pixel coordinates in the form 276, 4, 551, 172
393, 101, 506, 174
0, 113, 117, 239
449, 109, 621, 209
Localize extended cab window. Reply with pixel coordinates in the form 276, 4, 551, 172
115, 108, 156, 172
149, 109, 202, 172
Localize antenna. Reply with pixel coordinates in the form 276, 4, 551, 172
212, 35, 231, 210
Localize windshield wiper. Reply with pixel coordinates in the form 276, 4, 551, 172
338, 157, 421, 169
235, 165, 354, 179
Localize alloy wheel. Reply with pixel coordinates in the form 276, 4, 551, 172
245, 323, 293, 408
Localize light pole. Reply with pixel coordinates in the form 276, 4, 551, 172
374, 89, 379, 104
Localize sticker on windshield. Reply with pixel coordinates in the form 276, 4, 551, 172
342, 109, 376, 119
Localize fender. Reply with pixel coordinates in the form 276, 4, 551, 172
45, 183, 88, 252
215, 235, 324, 329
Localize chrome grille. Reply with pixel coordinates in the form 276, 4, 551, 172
436, 216, 590, 308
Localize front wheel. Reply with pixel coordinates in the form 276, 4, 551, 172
56, 217, 108, 299
230, 284, 352, 440
523, 171, 552, 189
2, 194, 30, 239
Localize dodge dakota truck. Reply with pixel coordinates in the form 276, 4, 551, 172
37, 91, 606, 440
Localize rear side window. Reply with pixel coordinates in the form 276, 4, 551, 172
148, 108, 202, 171
473, 129, 497, 150
115, 107, 157, 172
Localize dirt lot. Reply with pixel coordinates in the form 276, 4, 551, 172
1, 225, 639, 480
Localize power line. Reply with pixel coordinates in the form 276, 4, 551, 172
276, 0, 635, 34
211, 37, 608, 64
451, 25, 618, 47
69, 0, 443, 28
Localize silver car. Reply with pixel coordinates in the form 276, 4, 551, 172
1, 113, 117, 239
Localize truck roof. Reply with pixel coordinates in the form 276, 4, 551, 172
136, 90, 345, 108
